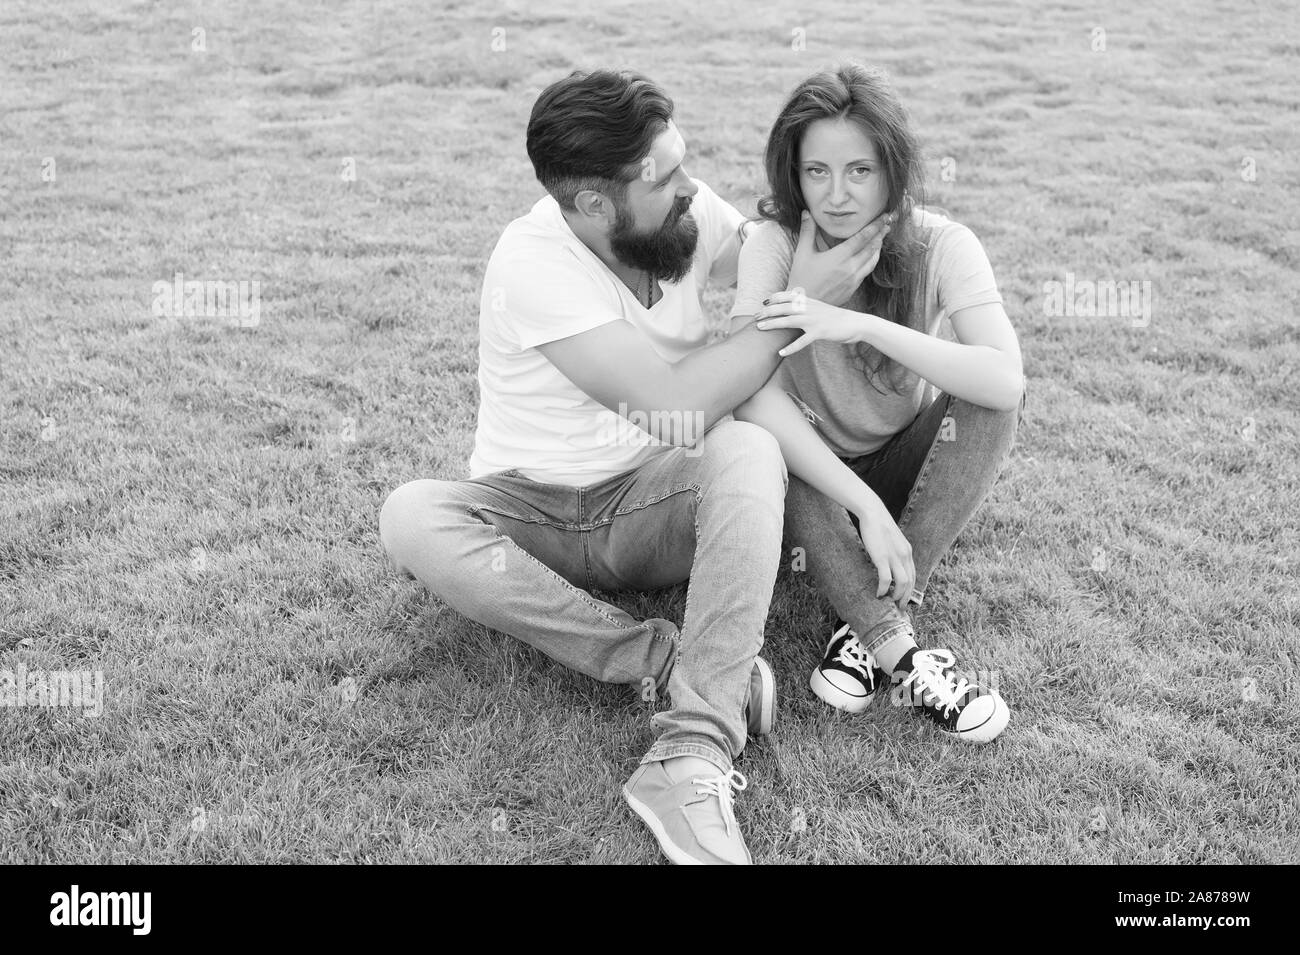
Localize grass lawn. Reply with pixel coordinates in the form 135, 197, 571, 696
1, 0, 1297, 863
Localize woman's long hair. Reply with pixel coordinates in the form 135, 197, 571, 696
757, 63, 929, 392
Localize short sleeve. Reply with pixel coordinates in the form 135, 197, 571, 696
484, 239, 623, 352
689, 179, 747, 290
726, 219, 795, 336
930, 223, 1003, 316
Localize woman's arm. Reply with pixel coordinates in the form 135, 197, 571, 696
734, 380, 915, 605
859, 302, 1023, 411
754, 298, 1023, 412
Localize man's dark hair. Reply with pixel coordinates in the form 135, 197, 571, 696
526, 69, 674, 211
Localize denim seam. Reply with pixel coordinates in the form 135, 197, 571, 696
577, 485, 596, 589
679, 488, 704, 667
469, 503, 580, 531
896, 396, 954, 534
860, 620, 914, 655
645, 487, 734, 768
484, 526, 653, 634
605, 483, 701, 521
856, 393, 955, 481
641, 740, 732, 774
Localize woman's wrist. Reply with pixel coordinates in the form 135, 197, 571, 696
850, 309, 884, 346
850, 490, 888, 524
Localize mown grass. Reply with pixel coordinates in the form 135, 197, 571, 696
1, 0, 1296, 863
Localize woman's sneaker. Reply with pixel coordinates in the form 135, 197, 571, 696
889, 647, 1009, 743
809, 621, 886, 714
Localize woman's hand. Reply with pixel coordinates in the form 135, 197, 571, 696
785, 209, 891, 306
854, 499, 915, 609
754, 293, 878, 357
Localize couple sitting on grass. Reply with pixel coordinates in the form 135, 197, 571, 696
379, 62, 1025, 865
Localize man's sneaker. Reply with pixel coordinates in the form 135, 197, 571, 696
623, 763, 752, 865
809, 621, 886, 713
889, 647, 1009, 744
745, 656, 776, 737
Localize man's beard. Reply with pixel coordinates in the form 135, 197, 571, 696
608, 196, 699, 284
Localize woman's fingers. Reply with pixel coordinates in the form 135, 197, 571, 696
754, 299, 804, 322
892, 571, 914, 609
893, 550, 915, 608
777, 333, 815, 357
850, 235, 886, 282
873, 558, 893, 600
762, 289, 802, 307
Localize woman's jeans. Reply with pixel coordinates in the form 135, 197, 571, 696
784, 390, 1025, 654
378, 420, 789, 776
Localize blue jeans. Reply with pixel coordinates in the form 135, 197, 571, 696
783, 390, 1025, 653
378, 420, 789, 774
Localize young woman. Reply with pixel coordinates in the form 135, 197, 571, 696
730, 63, 1025, 744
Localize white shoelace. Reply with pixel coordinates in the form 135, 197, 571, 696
691, 770, 748, 837
894, 649, 975, 718
832, 626, 878, 682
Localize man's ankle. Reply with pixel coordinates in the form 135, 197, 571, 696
659, 754, 722, 785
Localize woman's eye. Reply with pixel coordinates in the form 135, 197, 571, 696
852, 166, 873, 177
804, 167, 828, 178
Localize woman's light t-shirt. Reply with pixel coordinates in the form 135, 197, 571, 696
470, 179, 745, 486
727, 209, 1004, 458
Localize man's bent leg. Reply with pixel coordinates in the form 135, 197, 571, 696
586, 420, 789, 773
378, 476, 678, 689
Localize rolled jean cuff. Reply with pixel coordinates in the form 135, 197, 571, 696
640, 740, 732, 775
858, 618, 914, 655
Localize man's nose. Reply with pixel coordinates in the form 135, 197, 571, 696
678, 176, 699, 199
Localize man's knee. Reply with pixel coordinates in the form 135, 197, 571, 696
378, 478, 447, 576
697, 419, 788, 489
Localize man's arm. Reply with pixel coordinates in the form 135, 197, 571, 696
536, 320, 798, 445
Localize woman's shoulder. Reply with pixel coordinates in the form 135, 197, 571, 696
738, 217, 798, 277
910, 208, 992, 267
912, 206, 969, 235
746, 217, 798, 250
911, 207, 985, 244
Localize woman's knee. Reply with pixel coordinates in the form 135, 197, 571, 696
948, 396, 1020, 447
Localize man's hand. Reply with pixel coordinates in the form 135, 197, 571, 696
785, 210, 892, 306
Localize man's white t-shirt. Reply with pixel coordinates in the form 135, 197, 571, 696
469, 179, 745, 486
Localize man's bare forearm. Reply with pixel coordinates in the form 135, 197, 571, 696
660, 324, 798, 431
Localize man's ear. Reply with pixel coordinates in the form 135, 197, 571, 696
573, 190, 611, 223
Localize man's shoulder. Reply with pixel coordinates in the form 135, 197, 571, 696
488, 197, 596, 279
495, 195, 569, 250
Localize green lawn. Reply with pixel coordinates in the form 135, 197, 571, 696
1, 0, 1296, 863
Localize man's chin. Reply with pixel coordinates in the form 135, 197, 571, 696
611, 227, 698, 284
